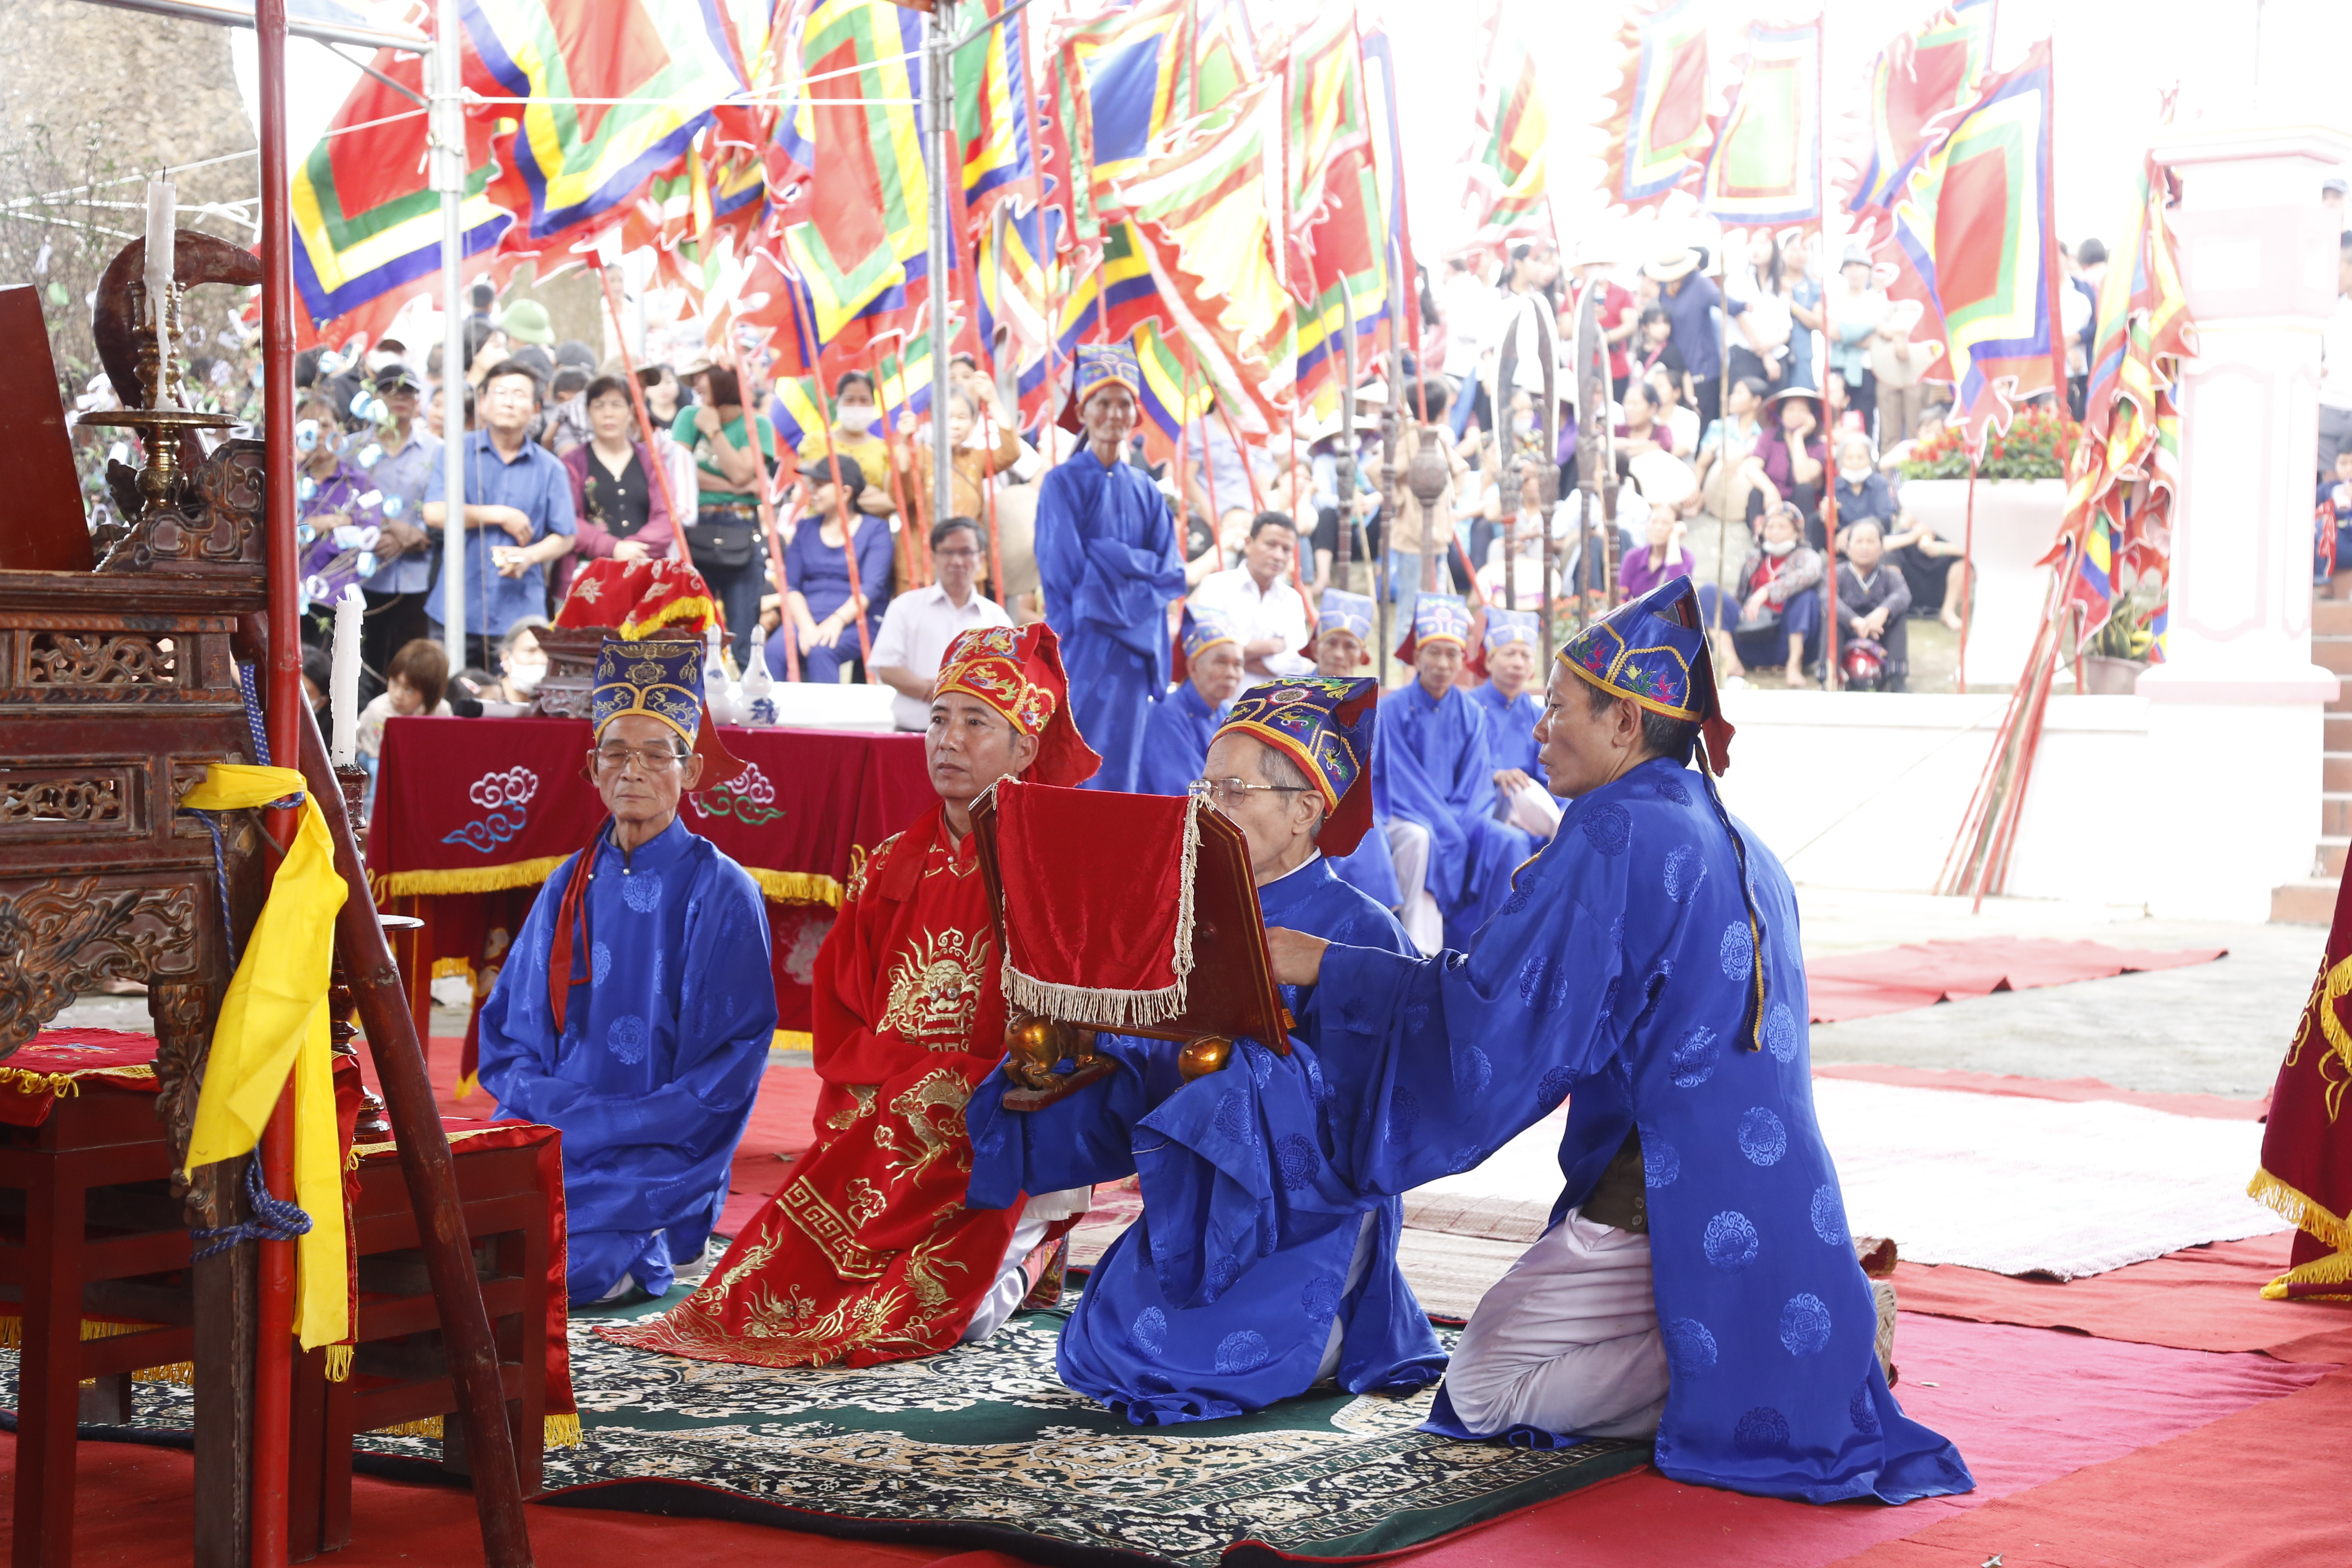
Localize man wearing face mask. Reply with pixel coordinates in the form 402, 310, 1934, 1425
1034, 344, 1188, 792
492, 620, 551, 707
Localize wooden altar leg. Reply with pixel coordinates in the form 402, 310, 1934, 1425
14, 1148, 80, 1568
193, 1158, 257, 1568
287, 1347, 328, 1562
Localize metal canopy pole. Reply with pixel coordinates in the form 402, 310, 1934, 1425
926, 2, 958, 533
435, 0, 469, 672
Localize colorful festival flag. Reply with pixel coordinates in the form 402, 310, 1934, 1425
291, 46, 513, 328
1461, 11, 1552, 247
1883, 40, 2061, 457
1109, 76, 1298, 432
461, 0, 752, 244
2045, 153, 2193, 651
953, 0, 1039, 236
1282, 6, 1372, 283
1699, 21, 1822, 230
1294, 144, 1390, 407
1056, 0, 1193, 221
1844, 0, 1997, 235
1596, 0, 1713, 216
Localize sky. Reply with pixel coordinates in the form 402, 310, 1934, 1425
233, 0, 2352, 281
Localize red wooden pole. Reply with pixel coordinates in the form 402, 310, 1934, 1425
720, 306, 802, 682
872, 348, 928, 587
597, 263, 695, 572
779, 297, 875, 671
254, 3, 300, 1558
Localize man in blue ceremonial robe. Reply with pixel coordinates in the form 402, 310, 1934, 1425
476, 639, 778, 1303
965, 678, 1445, 1424
1135, 609, 1244, 795
1381, 593, 1537, 952
1035, 343, 1188, 792
1309, 588, 1402, 910
1470, 607, 1562, 841
1262, 578, 1972, 1505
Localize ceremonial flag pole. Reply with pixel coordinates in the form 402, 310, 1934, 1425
1817, 11, 1840, 692
926, 3, 958, 536
595, 259, 695, 574
724, 300, 802, 683
434, 0, 468, 674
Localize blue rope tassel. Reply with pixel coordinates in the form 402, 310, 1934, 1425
233, 662, 308, 809
189, 1160, 313, 1261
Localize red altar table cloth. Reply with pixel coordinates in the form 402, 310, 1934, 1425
0, 1028, 160, 1127
366, 716, 933, 1042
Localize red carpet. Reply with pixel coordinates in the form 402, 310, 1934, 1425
1823, 1367, 2352, 1568
1812, 1063, 2269, 1121
1891, 1231, 2352, 1366
1805, 939, 2226, 1023
1378, 1313, 2332, 1568
0, 1430, 1011, 1568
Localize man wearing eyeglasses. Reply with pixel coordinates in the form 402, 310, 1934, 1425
964, 677, 1445, 1423
868, 516, 1013, 731
473, 639, 778, 1305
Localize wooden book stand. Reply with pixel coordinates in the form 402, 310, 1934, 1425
970, 785, 1290, 1111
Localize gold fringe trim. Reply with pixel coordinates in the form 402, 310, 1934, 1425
370, 856, 571, 901
324, 1344, 352, 1382
2247, 1168, 2352, 1299
620, 596, 720, 640
999, 794, 1200, 1032
772, 1029, 813, 1051
365, 1413, 582, 1449
0, 1064, 155, 1098
745, 868, 844, 907
2248, 1167, 2352, 1255
374, 860, 841, 907
0, 1317, 193, 1384
430, 956, 475, 981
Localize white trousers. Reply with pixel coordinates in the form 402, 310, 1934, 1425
962, 1185, 1091, 1345
1384, 818, 1444, 955
1312, 1210, 1382, 1384
1500, 781, 1563, 840
1442, 1209, 1670, 1440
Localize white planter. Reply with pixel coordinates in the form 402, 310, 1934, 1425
1900, 477, 2067, 689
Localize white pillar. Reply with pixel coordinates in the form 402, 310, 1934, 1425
2141, 124, 2351, 920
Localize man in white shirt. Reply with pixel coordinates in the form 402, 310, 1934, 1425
868, 517, 1014, 730
2323, 233, 2352, 481
1188, 513, 1314, 680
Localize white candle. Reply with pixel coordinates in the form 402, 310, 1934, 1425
331, 584, 364, 766
144, 179, 177, 409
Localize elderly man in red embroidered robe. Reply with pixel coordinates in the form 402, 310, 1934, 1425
604, 624, 1099, 1367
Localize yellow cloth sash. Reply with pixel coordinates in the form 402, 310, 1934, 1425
183, 764, 350, 1353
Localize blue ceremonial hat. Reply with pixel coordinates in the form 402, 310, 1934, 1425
1060, 341, 1145, 432
1216, 675, 1381, 856
1170, 606, 1239, 685
592, 637, 704, 749
1393, 591, 1472, 663
1311, 588, 1375, 665
1483, 606, 1542, 653
1557, 575, 1733, 768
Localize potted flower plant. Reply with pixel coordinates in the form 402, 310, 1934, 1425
1899, 404, 2076, 689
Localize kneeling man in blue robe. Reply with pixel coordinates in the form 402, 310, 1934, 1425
1265, 579, 1972, 1505
966, 677, 1445, 1424
476, 640, 778, 1302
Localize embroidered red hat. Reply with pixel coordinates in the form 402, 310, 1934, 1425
934, 622, 1102, 788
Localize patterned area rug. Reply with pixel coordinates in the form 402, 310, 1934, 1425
5, 1284, 1645, 1566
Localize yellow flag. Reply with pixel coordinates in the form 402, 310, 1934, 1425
184, 764, 350, 1353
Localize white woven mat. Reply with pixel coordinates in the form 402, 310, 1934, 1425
1398, 1077, 2290, 1283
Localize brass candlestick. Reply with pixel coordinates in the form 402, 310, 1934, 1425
78, 277, 231, 517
